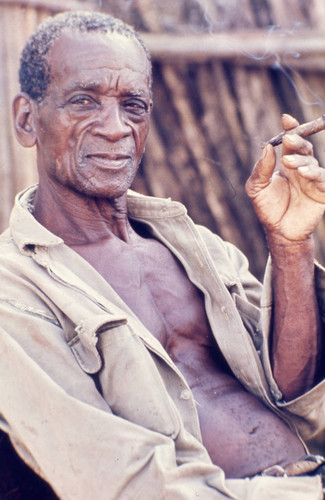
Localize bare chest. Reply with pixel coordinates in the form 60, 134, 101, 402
73, 234, 212, 350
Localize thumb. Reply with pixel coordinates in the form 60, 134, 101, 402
245, 144, 276, 197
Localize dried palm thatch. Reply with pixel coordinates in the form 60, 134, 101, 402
2, 0, 325, 280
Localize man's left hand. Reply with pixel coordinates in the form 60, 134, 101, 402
246, 114, 325, 243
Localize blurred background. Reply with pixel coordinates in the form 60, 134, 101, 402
2, 0, 325, 280
0, 0, 324, 452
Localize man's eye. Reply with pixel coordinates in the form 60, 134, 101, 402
123, 100, 148, 114
70, 96, 94, 106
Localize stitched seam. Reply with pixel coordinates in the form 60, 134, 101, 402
0, 297, 61, 327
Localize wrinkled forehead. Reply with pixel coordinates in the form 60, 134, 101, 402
46, 30, 152, 92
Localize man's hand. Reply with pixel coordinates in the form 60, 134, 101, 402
245, 114, 325, 243
246, 114, 325, 400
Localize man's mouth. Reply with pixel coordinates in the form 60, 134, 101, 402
85, 153, 131, 168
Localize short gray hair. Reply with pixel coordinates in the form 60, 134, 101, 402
19, 10, 152, 102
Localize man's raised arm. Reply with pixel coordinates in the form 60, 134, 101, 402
245, 114, 325, 401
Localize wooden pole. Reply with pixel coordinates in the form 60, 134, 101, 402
141, 31, 325, 70
0, 0, 97, 11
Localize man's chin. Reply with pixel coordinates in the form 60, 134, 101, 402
70, 182, 131, 201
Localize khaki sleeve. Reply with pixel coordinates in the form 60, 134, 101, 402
259, 259, 325, 444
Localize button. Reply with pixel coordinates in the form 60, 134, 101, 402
221, 306, 229, 319
180, 389, 191, 400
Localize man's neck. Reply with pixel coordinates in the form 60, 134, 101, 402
33, 181, 134, 246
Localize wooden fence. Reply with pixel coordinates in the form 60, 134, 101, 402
0, 0, 95, 231
2, 0, 325, 280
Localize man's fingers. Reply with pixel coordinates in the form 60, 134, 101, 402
297, 165, 325, 185
282, 154, 325, 201
282, 154, 318, 170
281, 113, 299, 131
245, 144, 276, 196
282, 133, 313, 156
280, 115, 313, 157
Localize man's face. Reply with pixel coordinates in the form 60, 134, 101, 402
33, 30, 152, 199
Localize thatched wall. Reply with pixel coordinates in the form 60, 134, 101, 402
123, 0, 325, 279
2, 0, 325, 281
0, 0, 95, 231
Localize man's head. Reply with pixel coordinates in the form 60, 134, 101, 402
13, 11, 152, 200
19, 10, 152, 103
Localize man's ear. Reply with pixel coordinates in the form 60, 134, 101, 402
12, 93, 38, 148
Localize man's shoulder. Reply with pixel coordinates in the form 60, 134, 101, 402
0, 228, 19, 256
0, 228, 32, 280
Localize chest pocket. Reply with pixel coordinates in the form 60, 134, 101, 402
97, 324, 181, 439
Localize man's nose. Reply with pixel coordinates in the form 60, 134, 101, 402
90, 100, 131, 141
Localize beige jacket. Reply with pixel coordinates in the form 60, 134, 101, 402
0, 186, 323, 499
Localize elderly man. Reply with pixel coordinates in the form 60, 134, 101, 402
0, 10, 324, 500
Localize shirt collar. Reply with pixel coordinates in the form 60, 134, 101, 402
10, 186, 186, 253
127, 189, 186, 219
10, 185, 63, 253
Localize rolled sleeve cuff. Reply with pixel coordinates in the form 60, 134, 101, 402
260, 257, 325, 441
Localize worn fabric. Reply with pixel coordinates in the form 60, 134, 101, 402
0, 185, 324, 499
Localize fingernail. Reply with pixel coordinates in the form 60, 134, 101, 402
283, 134, 296, 143
262, 144, 270, 158
298, 166, 309, 172
283, 155, 295, 163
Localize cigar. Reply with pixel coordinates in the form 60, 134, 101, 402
267, 115, 325, 147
